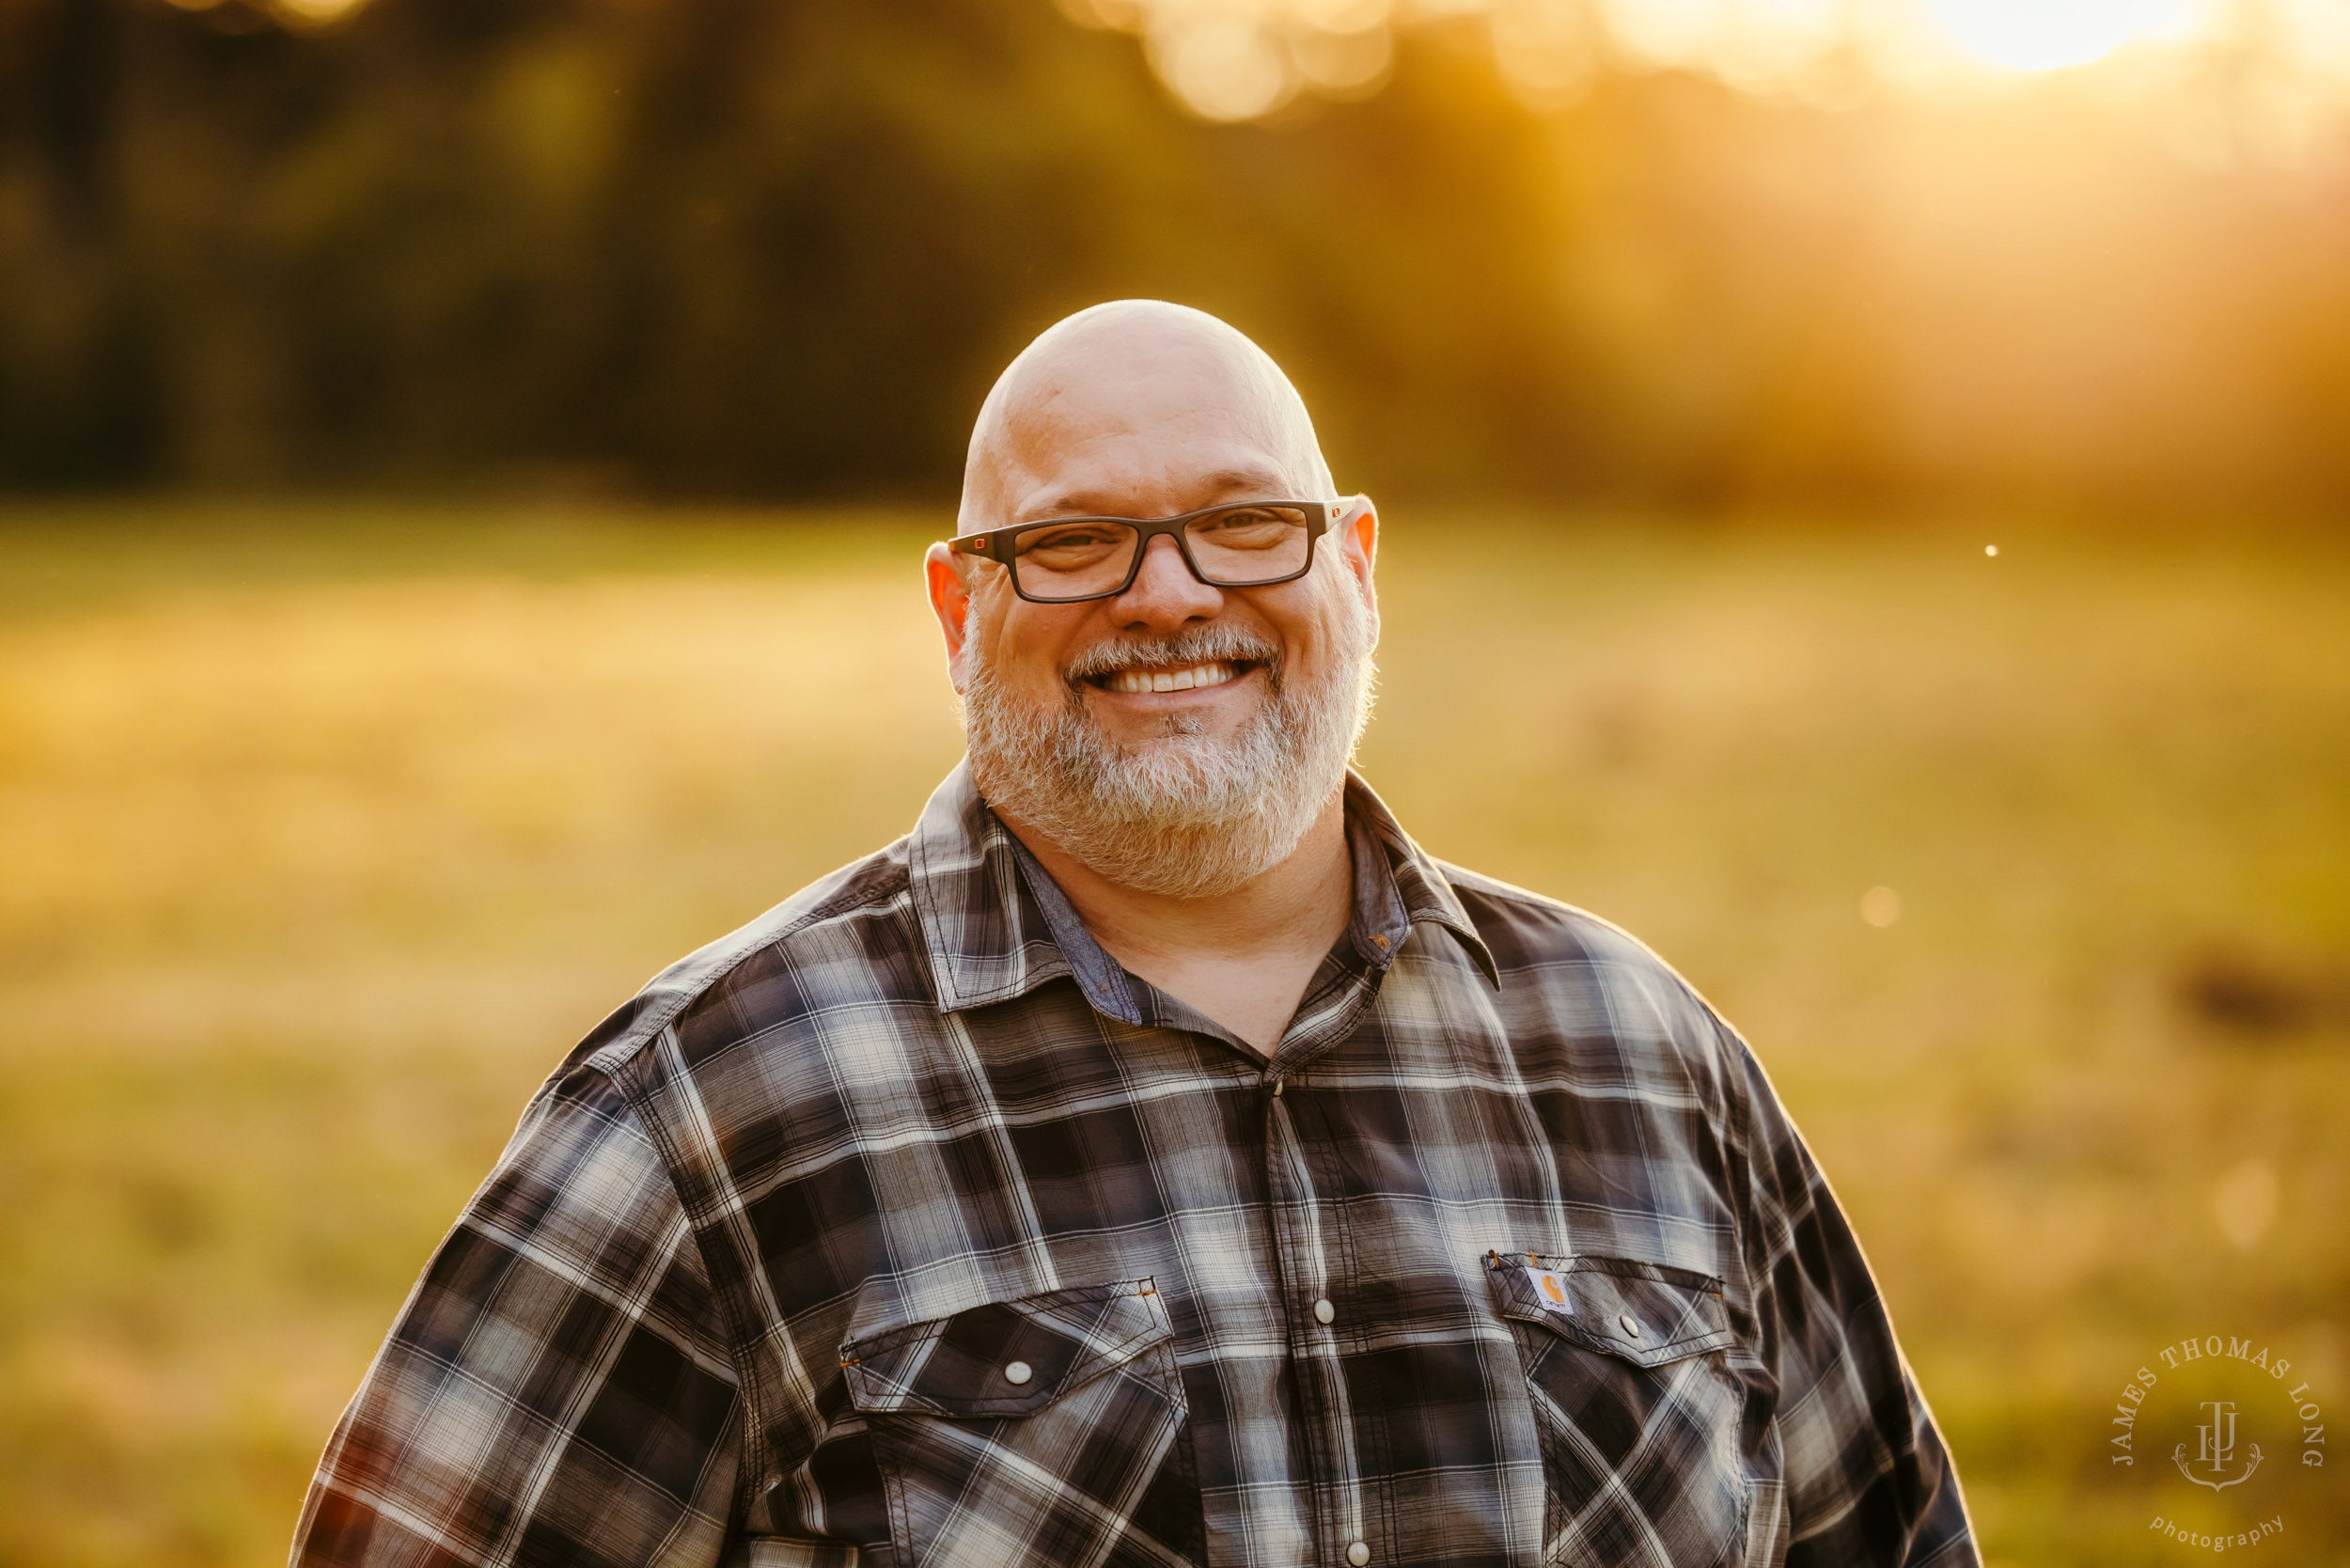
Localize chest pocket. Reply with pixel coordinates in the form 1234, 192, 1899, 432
1486, 1252, 1752, 1568
839, 1279, 1200, 1568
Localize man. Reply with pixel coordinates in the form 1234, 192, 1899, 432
291, 301, 1975, 1568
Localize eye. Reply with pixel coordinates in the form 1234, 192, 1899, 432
1022, 525, 1118, 550
1192, 509, 1296, 547
1033, 525, 1120, 547
1013, 522, 1133, 571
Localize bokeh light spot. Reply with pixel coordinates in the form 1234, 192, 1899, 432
1919, 0, 2192, 72
1154, 18, 1295, 120
1861, 886, 1903, 927
2213, 1159, 2279, 1252
1292, 25, 1394, 95
270, 0, 374, 25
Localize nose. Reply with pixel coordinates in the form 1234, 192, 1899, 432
1106, 533, 1223, 633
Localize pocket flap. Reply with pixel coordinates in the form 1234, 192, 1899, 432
839, 1278, 1170, 1419
1484, 1251, 1732, 1369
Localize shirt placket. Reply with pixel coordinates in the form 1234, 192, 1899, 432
1262, 1073, 1368, 1568
1259, 956, 1390, 1568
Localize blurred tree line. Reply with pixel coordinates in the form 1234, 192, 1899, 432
4, 0, 2349, 509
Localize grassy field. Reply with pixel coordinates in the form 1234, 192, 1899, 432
0, 502, 2344, 1566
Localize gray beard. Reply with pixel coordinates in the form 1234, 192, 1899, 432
961, 605, 1375, 900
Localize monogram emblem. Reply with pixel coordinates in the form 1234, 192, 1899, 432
2171, 1400, 2263, 1492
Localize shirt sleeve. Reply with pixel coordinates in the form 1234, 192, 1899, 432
289, 1062, 744, 1568
1725, 1030, 1979, 1568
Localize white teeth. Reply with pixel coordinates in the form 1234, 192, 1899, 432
1101, 661, 1238, 694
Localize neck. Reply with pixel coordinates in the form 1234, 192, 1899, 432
996, 788, 1355, 1053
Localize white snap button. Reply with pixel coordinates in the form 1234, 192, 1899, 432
1347, 1542, 1371, 1565
1619, 1314, 1642, 1339
1003, 1360, 1033, 1386
1313, 1298, 1336, 1325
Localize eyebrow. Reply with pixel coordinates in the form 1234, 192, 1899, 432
1016, 468, 1296, 522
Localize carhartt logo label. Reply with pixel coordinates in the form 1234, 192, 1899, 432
2098, 1330, 2325, 1553
1523, 1267, 1574, 1313
2178, 1400, 2261, 1491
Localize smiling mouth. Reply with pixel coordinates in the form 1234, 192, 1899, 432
1089, 660, 1256, 695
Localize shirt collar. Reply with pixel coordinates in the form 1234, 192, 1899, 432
905, 760, 1076, 1013
907, 761, 1498, 1017
1339, 770, 1498, 987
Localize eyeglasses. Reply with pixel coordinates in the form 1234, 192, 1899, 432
950, 498, 1355, 604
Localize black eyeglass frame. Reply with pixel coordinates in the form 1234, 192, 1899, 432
950, 496, 1363, 604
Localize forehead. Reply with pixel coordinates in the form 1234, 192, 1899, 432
985, 341, 1304, 521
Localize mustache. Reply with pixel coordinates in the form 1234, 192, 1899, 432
1060, 624, 1283, 688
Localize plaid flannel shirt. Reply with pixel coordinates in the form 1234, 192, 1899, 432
290, 763, 1976, 1568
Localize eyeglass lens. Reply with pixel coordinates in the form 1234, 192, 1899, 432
1009, 504, 1316, 601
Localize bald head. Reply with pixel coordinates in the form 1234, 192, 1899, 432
958, 301, 1335, 536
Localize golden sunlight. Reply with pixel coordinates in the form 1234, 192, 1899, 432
1059, 0, 2350, 125
1919, 0, 2196, 72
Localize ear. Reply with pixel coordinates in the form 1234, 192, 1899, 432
1337, 495, 1380, 646
924, 541, 976, 691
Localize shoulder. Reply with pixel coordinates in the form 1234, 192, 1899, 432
1434, 859, 1750, 1087
556, 837, 918, 1083
1438, 861, 1705, 1004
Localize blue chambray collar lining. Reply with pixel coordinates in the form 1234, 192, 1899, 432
1342, 772, 1501, 988
908, 760, 1498, 1017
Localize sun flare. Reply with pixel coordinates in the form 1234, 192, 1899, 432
1919, 0, 2198, 72
1064, 0, 2350, 121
